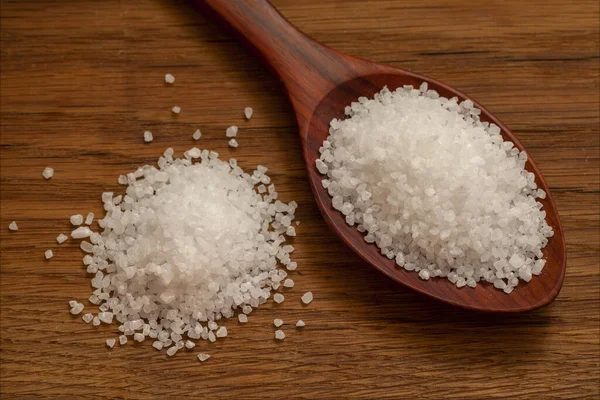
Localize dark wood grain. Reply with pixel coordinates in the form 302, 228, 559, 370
199, 0, 565, 312
1, 0, 598, 398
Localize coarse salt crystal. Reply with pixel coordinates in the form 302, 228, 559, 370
44, 250, 53, 259
70, 214, 84, 226
8, 221, 18, 231
296, 320, 305, 327
273, 318, 283, 327
172, 106, 181, 114
228, 138, 239, 148
198, 353, 210, 362
301, 292, 313, 304
238, 314, 248, 323
144, 131, 153, 143
244, 107, 253, 120
274, 330, 285, 340
42, 167, 54, 179
165, 73, 175, 84
193, 129, 202, 140
56, 233, 68, 243
226, 125, 238, 137
273, 293, 284, 304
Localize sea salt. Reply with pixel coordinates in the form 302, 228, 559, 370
172, 106, 181, 114
144, 131, 153, 143
274, 330, 285, 340
8, 221, 18, 231
238, 314, 248, 323
317, 85, 553, 293
82, 313, 94, 323
273, 318, 283, 327
85, 213, 94, 225
244, 107, 253, 120
296, 320, 305, 327
165, 73, 175, 84
228, 138, 239, 148
226, 125, 238, 137
283, 278, 294, 288
273, 293, 284, 304
198, 353, 210, 362
301, 292, 313, 304
193, 129, 202, 140
44, 250, 53, 260
70, 214, 83, 226
56, 233, 68, 243
42, 167, 54, 179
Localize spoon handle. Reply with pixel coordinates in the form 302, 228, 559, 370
198, 0, 357, 115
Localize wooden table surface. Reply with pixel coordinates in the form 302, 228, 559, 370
1, 0, 598, 398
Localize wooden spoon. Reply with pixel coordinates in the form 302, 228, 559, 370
196, 0, 566, 312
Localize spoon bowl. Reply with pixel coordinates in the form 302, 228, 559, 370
197, 0, 566, 312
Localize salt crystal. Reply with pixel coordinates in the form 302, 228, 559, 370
185, 340, 195, 349
152, 341, 164, 350
82, 313, 93, 323
165, 73, 175, 84
119, 335, 127, 345
273, 318, 283, 327
301, 292, 313, 304
238, 314, 248, 323
134, 333, 144, 342
56, 233, 68, 243
71, 227, 92, 239
42, 167, 54, 179
198, 353, 210, 362
283, 278, 294, 288
8, 221, 18, 231
70, 214, 83, 226
273, 293, 284, 303
274, 330, 285, 340
296, 320, 305, 327
44, 250, 53, 260
215, 326, 228, 338
193, 129, 202, 140
226, 125, 238, 137
228, 138, 239, 148
172, 106, 181, 114
106, 338, 116, 348
144, 131, 153, 143
244, 107, 253, 120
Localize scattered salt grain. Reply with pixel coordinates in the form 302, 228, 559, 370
317, 85, 553, 293
152, 341, 164, 350
185, 340, 195, 349
164, 73, 175, 84
283, 278, 294, 288
274, 318, 283, 327
8, 221, 18, 231
198, 353, 211, 362
226, 125, 238, 137
244, 107, 253, 120
166, 346, 178, 356
143, 131, 153, 143
82, 313, 93, 323
228, 138, 239, 148
274, 330, 285, 340
93, 317, 101, 326
119, 335, 127, 345
172, 106, 181, 114
296, 320, 305, 327
56, 233, 68, 243
134, 333, 144, 342
71, 227, 92, 239
273, 293, 285, 304
238, 314, 248, 323
42, 167, 54, 179
70, 214, 83, 226
44, 250, 53, 260
84, 213, 94, 225
286, 262, 297, 271
193, 129, 202, 140
70, 302, 84, 315
216, 327, 228, 338
106, 338, 116, 348
301, 292, 313, 305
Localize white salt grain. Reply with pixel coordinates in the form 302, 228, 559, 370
166, 346, 178, 356
228, 138, 239, 148
44, 250, 53, 260
273, 318, 283, 327
165, 73, 175, 84
283, 278, 294, 288
134, 333, 144, 342
93, 317, 101, 326
70, 303, 84, 315
172, 106, 181, 114
82, 313, 94, 323
152, 341, 164, 350
185, 340, 195, 349
119, 335, 127, 345
106, 338, 116, 348
238, 314, 248, 323
71, 227, 92, 239
42, 167, 54, 179
273, 293, 285, 304
69, 300, 77, 308
8, 221, 18, 231
301, 292, 313, 304
85, 213, 94, 225
70, 214, 84, 226
244, 107, 253, 120
144, 131, 153, 143
215, 327, 228, 338
274, 330, 285, 340
193, 129, 202, 140
226, 125, 238, 137
198, 353, 211, 362
296, 320, 305, 327
56, 233, 68, 244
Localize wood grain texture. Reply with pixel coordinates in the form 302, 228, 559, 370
1, 0, 598, 398
198, 0, 566, 312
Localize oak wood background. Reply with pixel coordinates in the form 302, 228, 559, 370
1, 0, 598, 398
